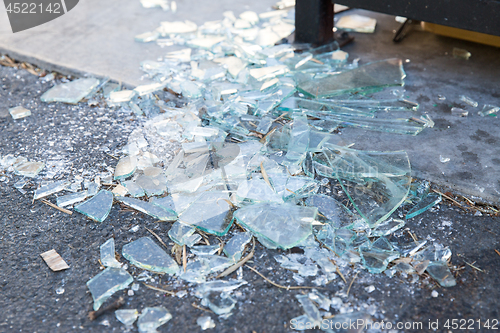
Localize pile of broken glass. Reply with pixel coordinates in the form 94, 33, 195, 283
1, 4, 452, 329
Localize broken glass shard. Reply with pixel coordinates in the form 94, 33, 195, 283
137, 307, 172, 333
122, 237, 179, 274
201, 293, 236, 315
134, 82, 165, 96
115, 309, 139, 326
100, 238, 122, 268
223, 232, 252, 261
197, 316, 216, 330
372, 218, 405, 236
168, 221, 196, 246
459, 95, 478, 108
151, 193, 200, 215
451, 107, 468, 117
34, 180, 71, 200
201, 254, 234, 274
336, 14, 377, 33
116, 197, 177, 221
426, 261, 456, 287
478, 104, 499, 117
194, 280, 248, 298
190, 244, 220, 256
297, 59, 405, 98
9, 106, 31, 119
359, 242, 400, 273
406, 193, 441, 219
74, 190, 113, 223
323, 145, 411, 227
14, 161, 44, 177
108, 90, 137, 103
296, 295, 322, 328
178, 191, 233, 236
233, 203, 316, 249
249, 65, 289, 81
453, 47, 471, 60
158, 20, 197, 35
86, 267, 133, 311
305, 194, 354, 228
41, 78, 100, 104
114, 157, 137, 180
290, 314, 313, 331
56, 191, 88, 208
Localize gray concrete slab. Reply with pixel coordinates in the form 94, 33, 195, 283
0, 3, 499, 203
0, 0, 277, 87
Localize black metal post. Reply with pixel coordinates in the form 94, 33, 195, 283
295, 0, 334, 45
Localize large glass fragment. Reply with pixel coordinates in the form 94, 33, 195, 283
323, 145, 411, 227
122, 180, 145, 197
116, 197, 177, 221
108, 90, 136, 103
178, 191, 233, 236
56, 191, 88, 207
235, 178, 283, 204
137, 307, 172, 333
122, 237, 179, 274
14, 161, 44, 177
223, 232, 252, 261
86, 267, 133, 311
426, 261, 456, 287
100, 238, 122, 268
190, 244, 220, 256
34, 180, 71, 200
406, 193, 441, 219
151, 193, 200, 215
41, 78, 100, 104
359, 240, 400, 273
74, 190, 113, 223
115, 309, 139, 326
296, 59, 405, 98
135, 173, 167, 196
233, 203, 316, 249
371, 218, 405, 236
114, 157, 137, 180
194, 280, 248, 298
9, 106, 31, 119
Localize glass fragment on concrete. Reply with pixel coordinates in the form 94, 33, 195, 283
41, 78, 100, 104
305, 194, 354, 228
108, 90, 137, 103
201, 293, 237, 315
478, 104, 500, 117
86, 267, 133, 311
135, 31, 160, 43
114, 156, 137, 180
9, 106, 31, 119
296, 294, 322, 328
426, 261, 456, 287
135, 173, 168, 196
100, 238, 122, 268
194, 280, 248, 297
34, 180, 71, 200
323, 145, 411, 227
190, 244, 220, 256
74, 190, 114, 222
336, 14, 377, 33
197, 316, 216, 330
297, 59, 405, 98
406, 193, 441, 219
233, 203, 316, 249
117, 197, 177, 221
122, 180, 145, 197
14, 161, 44, 177
168, 221, 196, 246
56, 191, 88, 208
452, 47, 471, 60
223, 232, 252, 261
137, 307, 172, 333
451, 107, 468, 117
115, 309, 139, 326
122, 237, 179, 274
179, 191, 233, 236
371, 218, 405, 236
459, 95, 478, 108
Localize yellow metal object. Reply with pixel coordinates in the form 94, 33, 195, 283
421, 22, 500, 48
